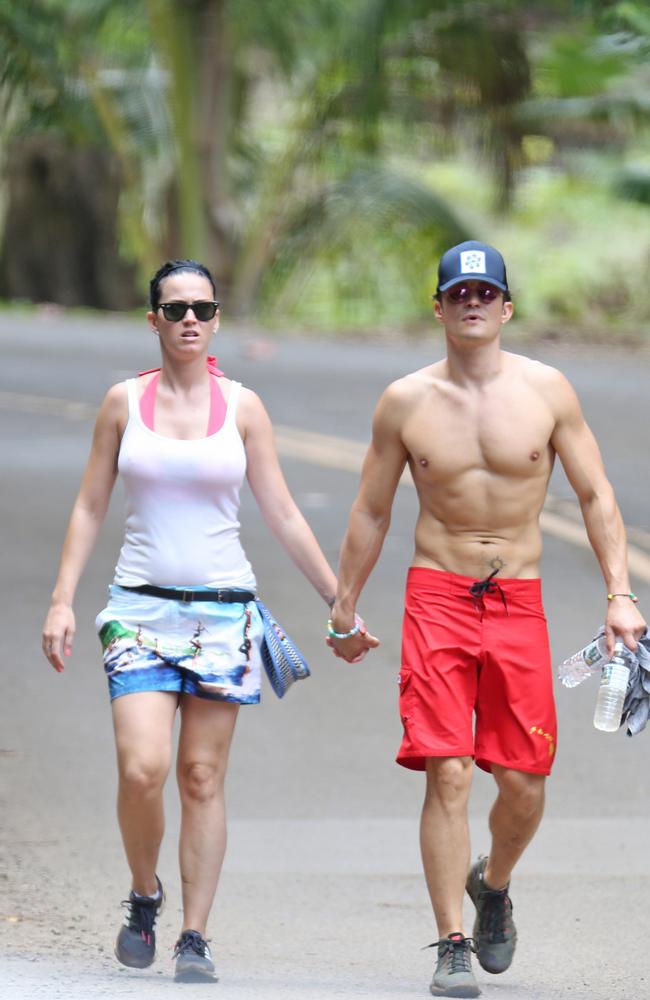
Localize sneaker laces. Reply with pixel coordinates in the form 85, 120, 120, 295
174, 929, 209, 959
477, 885, 513, 943
424, 933, 476, 973
120, 894, 159, 945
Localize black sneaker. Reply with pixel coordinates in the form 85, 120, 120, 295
427, 933, 480, 998
466, 856, 517, 973
173, 929, 217, 983
115, 876, 164, 969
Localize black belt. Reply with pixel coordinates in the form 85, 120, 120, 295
121, 585, 256, 604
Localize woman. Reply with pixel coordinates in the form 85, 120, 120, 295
42, 259, 338, 982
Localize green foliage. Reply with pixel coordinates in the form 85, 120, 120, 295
615, 164, 650, 204
1, 0, 650, 336
536, 32, 630, 98
486, 164, 650, 335
602, 1, 650, 42
0, 0, 146, 141
260, 160, 468, 329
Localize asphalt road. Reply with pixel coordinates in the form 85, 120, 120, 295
1, 310, 649, 1000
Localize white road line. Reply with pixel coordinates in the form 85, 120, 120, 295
3, 391, 649, 584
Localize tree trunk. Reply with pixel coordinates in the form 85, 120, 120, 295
146, 0, 207, 264
195, 0, 238, 299
0, 134, 139, 308
146, 0, 237, 299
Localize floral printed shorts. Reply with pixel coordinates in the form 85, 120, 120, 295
95, 584, 264, 703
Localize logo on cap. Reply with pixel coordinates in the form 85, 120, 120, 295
460, 250, 486, 274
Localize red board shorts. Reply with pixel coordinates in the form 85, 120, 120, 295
397, 567, 557, 775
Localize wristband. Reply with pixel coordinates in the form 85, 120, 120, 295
607, 592, 638, 603
327, 620, 361, 640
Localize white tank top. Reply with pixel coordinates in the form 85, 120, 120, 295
113, 378, 256, 590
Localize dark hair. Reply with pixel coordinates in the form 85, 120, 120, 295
149, 259, 217, 310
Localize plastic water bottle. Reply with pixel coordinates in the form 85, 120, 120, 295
593, 641, 630, 732
558, 634, 609, 688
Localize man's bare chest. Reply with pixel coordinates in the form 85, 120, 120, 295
402, 394, 555, 482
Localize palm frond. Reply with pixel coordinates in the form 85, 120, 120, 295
261, 161, 469, 324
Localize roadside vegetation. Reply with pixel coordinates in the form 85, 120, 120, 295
1, 0, 649, 339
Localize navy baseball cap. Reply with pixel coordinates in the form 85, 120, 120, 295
437, 240, 509, 295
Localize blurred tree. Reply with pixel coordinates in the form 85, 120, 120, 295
141, 0, 472, 309
0, 0, 149, 306
0, 0, 467, 312
0, 0, 649, 324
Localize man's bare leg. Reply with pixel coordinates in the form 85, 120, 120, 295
484, 765, 546, 889
420, 756, 474, 935
466, 764, 546, 977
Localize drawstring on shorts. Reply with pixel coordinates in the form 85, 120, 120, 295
468, 568, 508, 616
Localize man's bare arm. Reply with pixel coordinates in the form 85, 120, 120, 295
549, 370, 646, 650
329, 384, 409, 660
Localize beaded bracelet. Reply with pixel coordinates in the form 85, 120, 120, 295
607, 592, 638, 603
327, 620, 361, 640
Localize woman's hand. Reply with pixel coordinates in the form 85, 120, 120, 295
326, 613, 380, 663
42, 602, 76, 673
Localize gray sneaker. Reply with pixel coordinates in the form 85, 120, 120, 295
173, 929, 217, 983
115, 876, 164, 969
466, 856, 517, 973
428, 933, 480, 998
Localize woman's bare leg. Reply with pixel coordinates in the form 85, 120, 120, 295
176, 696, 239, 934
111, 690, 177, 895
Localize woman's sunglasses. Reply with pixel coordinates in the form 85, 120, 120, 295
158, 300, 220, 322
444, 284, 502, 305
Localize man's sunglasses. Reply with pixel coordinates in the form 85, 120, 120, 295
158, 300, 220, 322
443, 284, 502, 305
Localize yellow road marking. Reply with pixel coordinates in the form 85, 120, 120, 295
3, 391, 649, 584
0, 390, 96, 421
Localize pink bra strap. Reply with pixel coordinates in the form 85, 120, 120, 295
138, 370, 226, 435
207, 373, 227, 435
138, 356, 223, 377
139, 371, 159, 430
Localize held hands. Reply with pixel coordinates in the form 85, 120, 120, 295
42, 602, 75, 673
326, 609, 380, 663
604, 594, 646, 654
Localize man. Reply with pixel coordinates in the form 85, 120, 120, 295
327, 241, 646, 998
